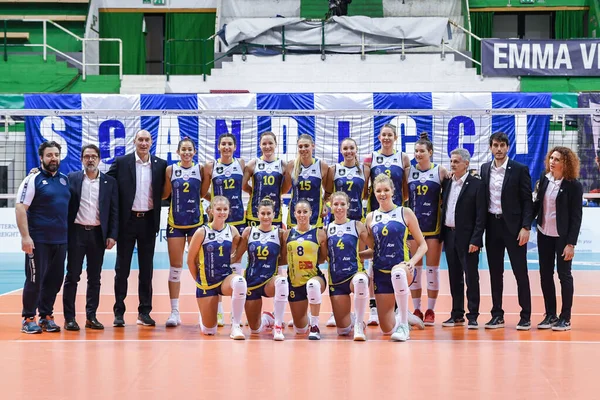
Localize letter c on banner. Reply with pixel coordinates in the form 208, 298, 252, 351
98, 119, 126, 164
447, 116, 476, 156
39, 116, 68, 161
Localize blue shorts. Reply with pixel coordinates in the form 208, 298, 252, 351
408, 233, 441, 241
246, 280, 272, 300
372, 267, 416, 294
231, 223, 246, 235
288, 272, 327, 303
196, 281, 225, 298
167, 225, 200, 238
329, 278, 352, 296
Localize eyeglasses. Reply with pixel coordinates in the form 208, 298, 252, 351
83, 155, 99, 161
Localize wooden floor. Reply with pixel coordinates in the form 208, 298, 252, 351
1, 270, 599, 399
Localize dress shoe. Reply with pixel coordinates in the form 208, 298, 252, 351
113, 315, 125, 327
85, 317, 104, 330
64, 319, 80, 331
485, 316, 505, 329
136, 313, 156, 326
441, 317, 465, 327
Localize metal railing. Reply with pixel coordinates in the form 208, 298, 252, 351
164, 19, 485, 79
2, 18, 123, 80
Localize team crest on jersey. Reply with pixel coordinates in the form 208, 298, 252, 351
412, 172, 419, 179
375, 215, 382, 222
208, 233, 215, 240
329, 226, 336, 235
339, 169, 346, 176
216, 166, 224, 174
175, 170, 182, 177
376, 156, 383, 164
258, 163, 265, 171
252, 232, 260, 240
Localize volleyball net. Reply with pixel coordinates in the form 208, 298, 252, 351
0, 105, 597, 207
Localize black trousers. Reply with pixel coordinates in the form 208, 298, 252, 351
22, 243, 67, 318
444, 228, 480, 321
114, 211, 156, 316
485, 215, 532, 320
537, 231, 574, 321
63, 225, 105, 320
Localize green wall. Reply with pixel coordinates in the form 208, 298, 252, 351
301, 0, 383, 19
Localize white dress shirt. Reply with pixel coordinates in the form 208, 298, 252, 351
74, 172, 101, 226
132, 152, 153, 212
488, 157, 508, 214
445, 173, 468, 228
538, 173, 562, 237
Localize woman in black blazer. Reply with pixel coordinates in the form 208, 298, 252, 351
533, 146, 583, 332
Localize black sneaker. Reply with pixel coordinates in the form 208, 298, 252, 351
516, 318, 531, 331
467, 320, 478, 329
551, 318, 571, 331
113, 314, 125, 327
441, 317, 465, 327
136, 313, 156, 326
537, 314, 559, 330
38, 315, 61, 332
484, 316, 505, 329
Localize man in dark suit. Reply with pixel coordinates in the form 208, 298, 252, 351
441, 148, 486, 329
63, 144, 119, 331
107, 130, 167, 327
480, 132, 533, 330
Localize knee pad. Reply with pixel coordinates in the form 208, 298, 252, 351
352, 273, 369, 299
168, 266, 182, 283
409, 267, 422, 290
293, 323, 309, 335
391, 267, 408, 294
274, 276, 289, 301
200, 322, 217, 336
337, 323, 353, 336
230, 263, 243, 276
231, 275, 247, 299
426, 266, 440, 291
306, 277, 322, 305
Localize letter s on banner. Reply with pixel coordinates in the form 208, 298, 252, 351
39, 116, 69, 161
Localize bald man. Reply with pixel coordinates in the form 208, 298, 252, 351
107, 130, 167, 327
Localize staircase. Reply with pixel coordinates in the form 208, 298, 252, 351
165, 53, 519, 93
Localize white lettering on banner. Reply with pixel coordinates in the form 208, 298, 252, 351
555, 44, 573, 69
532, 43, 553, 69
155, 115, 181, 162
580, 43, 597, 69
271, 117, 299, 163
515, 115, 529, 154
39, 116, 69, 161
509, 43, 530, 69
493, 43, 508, 68
390, 116, 418, 160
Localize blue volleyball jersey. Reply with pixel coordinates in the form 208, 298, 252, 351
288, 159, 323, 227
408, 164, 442, 236
212, 158, 245, 225
326, 220, 363, 285
333, 164, 365, 221
286, 227, 321, 287
245, 226, 280, 289
246, 158, 284, 223
196, 224, 234, 290
368, 151, 405, 211
369, 207, 410, 272
168, 163, 203, 228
